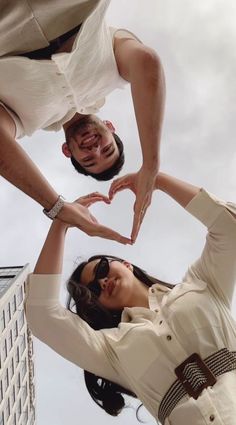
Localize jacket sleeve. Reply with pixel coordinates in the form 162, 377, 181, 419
183, 189, 236, 308
24, 273, 125, 386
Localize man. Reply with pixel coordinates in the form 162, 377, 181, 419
0, 0, 165, 242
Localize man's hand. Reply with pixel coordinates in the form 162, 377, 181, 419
58, 192, 132, 245
109, 168, 157, 242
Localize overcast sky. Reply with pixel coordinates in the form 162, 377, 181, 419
1, 1, 236, 424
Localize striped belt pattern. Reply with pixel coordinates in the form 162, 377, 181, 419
158, 348, 236, 425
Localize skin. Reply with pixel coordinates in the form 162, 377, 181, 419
79, 259, 149, 310
62, 114, 119, 174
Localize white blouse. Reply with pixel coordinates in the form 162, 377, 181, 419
0, 0, 128, 139
25, 189, 236, 424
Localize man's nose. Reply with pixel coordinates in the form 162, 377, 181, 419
86, 142, 99, 152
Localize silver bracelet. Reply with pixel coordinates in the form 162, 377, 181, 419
43, 195, 65, 220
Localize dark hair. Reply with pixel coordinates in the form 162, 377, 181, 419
66, 254, 174, 417
70, 133, 124, 181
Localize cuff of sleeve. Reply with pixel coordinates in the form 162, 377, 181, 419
185, 188, 227, 228
25, 273, 61, 305
0, 102, 25, 139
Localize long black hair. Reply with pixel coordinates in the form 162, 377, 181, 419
66, 254, 174, 417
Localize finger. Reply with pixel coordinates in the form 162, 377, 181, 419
131, 211, 142, 243
87, 194, 111, 205
77, 194, 111, 207
89, 223, 132, 245
109, 179, 131, 199
131, 202, 148, 242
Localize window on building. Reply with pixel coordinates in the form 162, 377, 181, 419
0, 381, 3, 404
4, 368, 9, 392
0, 412, 4, 425
10, 385, 16, 408
5, 397, 10, 421
0, 310, 5, 332
22, 384, 28, 406
17, 286, 23, 306
8, 329, 13, 352
10, 356, 14, 379
15, 345, 20, 366
23, 406, 29, 424
6, 302, 11, 323
11, 294, 17, 315
13, 320, 18, 341
19, 310, 25, 330
17, 398, 22, 422
20, 334, 26, 356
13, 412, 17, 425
2, 338, 7, 362
22, 357, 27, 379
17, 371, 21, 392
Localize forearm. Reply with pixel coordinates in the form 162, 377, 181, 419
156, 173, 200, 208
130, 50, 165, 171
34, 220, 68, 274
0, 129, 59, 210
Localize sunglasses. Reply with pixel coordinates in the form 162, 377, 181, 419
87, 257, 110, 297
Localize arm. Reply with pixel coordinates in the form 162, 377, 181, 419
26, 194, 127, 386
156, 172, 200, 207
114, 37, 165, 171
0, 107, 130, 244
113, 37, 166, 241
109, 172, 236, 306
157, 173, 236, 307
0, 106, 59, 210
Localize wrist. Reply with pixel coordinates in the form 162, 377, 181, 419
155, 172, 167, 191
43, 195, 65, 220
142, 158, 160, 174
51, 218, 69, 233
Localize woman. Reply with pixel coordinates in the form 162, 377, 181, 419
25, 172, 236, 424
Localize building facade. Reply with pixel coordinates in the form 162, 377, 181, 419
0, 265, 36, 425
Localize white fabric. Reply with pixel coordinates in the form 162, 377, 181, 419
25, 189, 236, 424
0, 0, 129, 139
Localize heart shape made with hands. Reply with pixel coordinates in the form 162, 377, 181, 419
74, 191, 133, 245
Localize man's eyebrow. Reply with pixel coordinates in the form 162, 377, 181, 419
82, 162, 97, 168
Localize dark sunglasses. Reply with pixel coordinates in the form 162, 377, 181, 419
87, 257, 110, 297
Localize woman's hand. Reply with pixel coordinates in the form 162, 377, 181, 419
58, 192, 132, 245
109, 168, 157, 242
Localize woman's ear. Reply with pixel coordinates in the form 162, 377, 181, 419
122, 261, 133, 271
62, 142, 72, 158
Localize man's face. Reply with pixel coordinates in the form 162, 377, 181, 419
62, 115, 119, 174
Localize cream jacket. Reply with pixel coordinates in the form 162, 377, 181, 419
25, 189, 236, 424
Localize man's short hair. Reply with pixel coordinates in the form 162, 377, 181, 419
70, 133, 125, 181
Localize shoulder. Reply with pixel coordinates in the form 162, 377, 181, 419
113, 29, 161, 81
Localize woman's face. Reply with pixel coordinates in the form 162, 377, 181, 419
80, 259, 136, 310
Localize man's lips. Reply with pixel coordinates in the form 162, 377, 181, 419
80, 133, 99, 148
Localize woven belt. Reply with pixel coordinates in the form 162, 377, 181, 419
158, 348, 236, 425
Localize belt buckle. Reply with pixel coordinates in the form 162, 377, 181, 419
175, 353, 217, 400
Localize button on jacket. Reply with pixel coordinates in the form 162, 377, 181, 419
25, 189, 236, 425
0, 0, 129, 138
